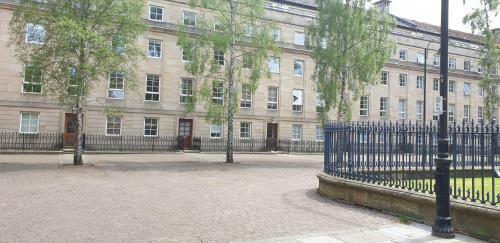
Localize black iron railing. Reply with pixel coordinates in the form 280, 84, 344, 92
279, 139, 324, 153
83, 134, 180, 152
0, 132, 63, 151
194, 137, 268, 152
324, 121, 499, 207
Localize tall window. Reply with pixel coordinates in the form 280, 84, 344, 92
68, 67, 78, 96
242, 54, 252, 69
213, 50, 225, 65
448, 80, 455, 93
112, 35, 126, 54
380, 71, 388, 85
416, 76, 424, 89
294, 32, 305, 45
240, 122, 251, 139
448, 104, 455, 123
149, 6, 164, 22
243, 26, 254, 37
399, 99, 407, 120
267, 86, 278, 110
316, 92, 325, 113
212, 81, 224, 105
144, 118, 158, 136
433, 55, 440, 66
20, 112, 39, 134
23, 65, 42, 93
106, 116, 121, 136
479, 87, 484, 97
182, 46, 194, 62
464, 60, 471, 72
416, 53, 425, 64
464, 82, 471, 96
26, 23, 45, 44
292, 89, 303, 112
292, 124, 302, 141
399, 50, 407, 61
269, 57, 280, 73
478, 106, 484, 121
399, 74, 407, 87
183, 11, 197, 26
145, 74, 160, 101
378, 97, 388, 118
316, 126, 324, 141
448, 58, 456, 69
359, 96, 369, 116
108, 72, 124, 99
416, 100, 424, 121
477, 65, 483, 73
270, 28, 281, 41
148, 39, 162, 58
463, 105, 470, 123
180, 78, 194, 103
210, 124, 222, 138
294, 60, 304, 77
240, 84, 252, 108
433, 79, 439, 91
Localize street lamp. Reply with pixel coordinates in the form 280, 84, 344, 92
432, 0, 455, 238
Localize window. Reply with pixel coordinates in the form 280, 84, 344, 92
416, 76, 424, 90
20, 112, 39, 134
479, 86, 484, 97
214, 20, 223, 32
149, 6, 164, 22
112, 35, 126, 54
477, 65, 483, 73
448, 80, 455, 93
183, 11, 197, 26
448, 104, 455, 123
242, 54, 252, 69
464, 105, 470, 123
464, 60, 471, 72
380, 71, 388, 85
399, 50, 407, 61
292, 124, 302, 141
399, 74, 407, 87
433, 55, 440, 66
417, 53, 425, 64
240, 122, 251, 138
433, 79, 439, 91
212, 81, 224, 105
244, 26, 253, 37
416, 100, 424, 121
359, 96, 369, 116
478, 106, 484, 121
270, 28, 281, 41
148, 39, 162, 58
213, 50, 224, 65
145, 74, 160, 101
399, 99, 407, 120
448, 58, 456, 69
380, 97, 388, 118
23, 65, 42, 93
267, 86, 278, 110
180, 78, 194, 103
433, 115, 439, 122
240, 84, 252, 108
26, 23, 45, 44
316, 126, 324, 141
108, 72, 124, 99
182, 46, 194, 62
144, 118, 158, 136
464, 82, 471, 96
269, 57, 280, 73
294, 60, 304, 77
316, 92, 325, 113
294, 32, 305, 45
68, 67, 78, 96
210, 124, 223, 138
292, 89, 303, 112
106, 116, 121, 136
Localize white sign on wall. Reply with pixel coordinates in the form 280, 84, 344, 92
433, 96, 444, 115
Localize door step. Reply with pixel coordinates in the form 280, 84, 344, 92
63, 148, 74, 153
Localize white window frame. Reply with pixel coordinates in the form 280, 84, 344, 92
22, 64, 43, 94
463, 105, 470, 123
380, 71, 388, 85
379, 97, 388, 118
180, 78, 194, 104
240, 84, 252, 108
269, 57, 280, 74
19, 112, 39, 134
399, 99, 407, 120
145, 74, 160, 102
416, 53, 425, 64
108, 72, 125, 99
416, 76, 424, 90
448, 58, 456, 69
294, 60, 304, 77
267, 86, 278, 110
148, 39, 162, 58
213, 50, 225, 66
291, 124, 302, 141
448, 104, 455, 123
464, 60, 471, 72
433, 55, 440, 66
416, 100, 424, 121
399, 73, 407, 87
26, 23, 45, 44
270, 28, 281, 42
399, 50, 407, 61
144, 118, 159, 137
240, 122, 251, 139
106, 116, 122, 136
183, 11, 197, 27
212, 81, 224, 105
315, 126, 324, 141
433, 79, 439, 91
292, 89, 304, 112
210, 124, 223, 138
149, 5, 164, 22
294, 32, 305, 45
448, 80, 455, 93
478, 106, 484, 121
359, 96, 369, 117
464, 82, 471, 96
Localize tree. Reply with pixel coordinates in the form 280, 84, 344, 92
307, 0, 396, 122
9, 0, 147, 165
463, 0, 499, 121
177, 0, 280, 163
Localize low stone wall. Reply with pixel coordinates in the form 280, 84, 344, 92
317, 172, 500, 241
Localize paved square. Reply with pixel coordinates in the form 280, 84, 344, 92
0, 153, 483, 242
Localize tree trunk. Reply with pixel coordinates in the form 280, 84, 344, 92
225, 0, 236, 163
337, 74, 347, 121
73, 103, 83, 165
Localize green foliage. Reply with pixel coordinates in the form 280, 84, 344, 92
308, 0, 396, 122
177, 0, 280, 123
463, 0, 500, 120
9, 0, 148, 106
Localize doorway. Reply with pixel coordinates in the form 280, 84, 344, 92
179, 119, 193, 149
266, 123, 278, 150
64, 113, 80, 147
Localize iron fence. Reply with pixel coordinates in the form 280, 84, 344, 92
0, 132, 63, 151
83, 134, 180, 152
324, 121, 500, 207
194, 137, 268, 152
279, 139, 324, 153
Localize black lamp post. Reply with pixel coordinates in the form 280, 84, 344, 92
432, 0, 455, 238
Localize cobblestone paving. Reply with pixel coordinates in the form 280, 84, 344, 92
0, 153, 482, 243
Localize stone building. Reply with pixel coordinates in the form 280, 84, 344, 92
0, 0, 497, 148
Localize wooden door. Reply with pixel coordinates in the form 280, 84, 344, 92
64, 113, 78, 147
266, 123, 278, 149
179, 119, 193, 149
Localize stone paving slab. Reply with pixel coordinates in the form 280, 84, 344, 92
0, 153, 484, 243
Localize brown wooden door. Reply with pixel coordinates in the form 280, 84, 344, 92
64, 113, 78, 147
179, 119, 193, 149
266, 123, 278, 149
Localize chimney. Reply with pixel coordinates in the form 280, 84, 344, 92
374, 0, 392, 14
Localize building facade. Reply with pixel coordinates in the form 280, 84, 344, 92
0, 0, 497, 147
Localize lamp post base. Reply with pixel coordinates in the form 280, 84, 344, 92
432, 217, 455, 239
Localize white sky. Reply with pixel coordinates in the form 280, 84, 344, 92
383, 0, 500, 33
